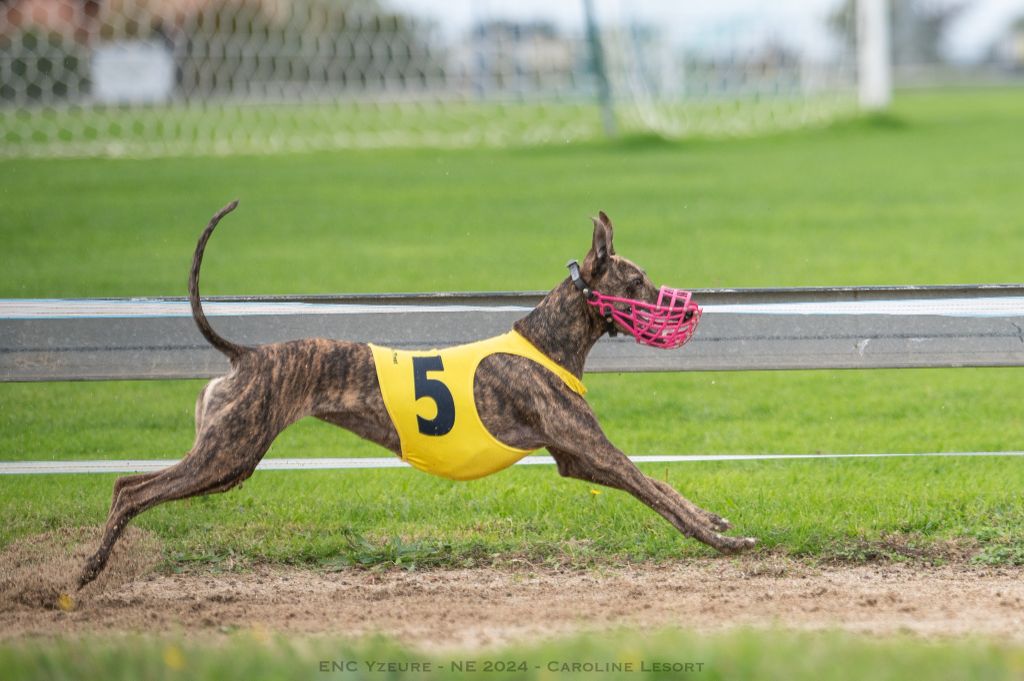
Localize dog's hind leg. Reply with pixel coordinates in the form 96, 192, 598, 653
79, 446, 264, 589
79, 426, 273, 589
110, 471, 161, 506
105, 378, 232, 510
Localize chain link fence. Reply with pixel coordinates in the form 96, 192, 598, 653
0, 0, 864, 157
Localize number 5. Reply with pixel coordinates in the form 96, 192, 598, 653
412, 356, 455, 436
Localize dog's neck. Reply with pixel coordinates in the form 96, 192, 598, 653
513, 277, 607, 378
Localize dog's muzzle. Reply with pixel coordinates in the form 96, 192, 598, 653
567, 260, 702, 349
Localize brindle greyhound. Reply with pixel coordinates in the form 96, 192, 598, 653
79, 201, 755, 588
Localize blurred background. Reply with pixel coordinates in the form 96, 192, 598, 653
2, 0, 1022, 158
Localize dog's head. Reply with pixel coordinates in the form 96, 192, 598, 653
574, 211, 701, 349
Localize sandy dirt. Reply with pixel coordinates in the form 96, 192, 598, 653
3, 528, 1024, 649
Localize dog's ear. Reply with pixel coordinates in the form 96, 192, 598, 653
587, 212, 615, 278
597, 211, 615, 255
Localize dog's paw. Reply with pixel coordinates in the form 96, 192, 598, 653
77, 558, 101, 591
716, 535, 757, 554
76, 572, 95, 591
706, 513, 732, 532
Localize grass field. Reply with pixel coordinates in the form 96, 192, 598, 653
3, 92, 1023, 297
3, 89, 1024, 678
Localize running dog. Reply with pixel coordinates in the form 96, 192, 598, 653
79, 202, 756, 588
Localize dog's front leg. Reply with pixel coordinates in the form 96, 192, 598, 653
647, 477, 732, 532
550, 446, 730, 532
546, 425, 756, 554
476, 357, 754, 554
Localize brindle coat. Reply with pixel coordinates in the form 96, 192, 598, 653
78, 201, 756, 588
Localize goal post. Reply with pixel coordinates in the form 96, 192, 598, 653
857, 0, 893, 110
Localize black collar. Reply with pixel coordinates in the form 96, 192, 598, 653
566, 259, 618, 337
566, 259, 595, 299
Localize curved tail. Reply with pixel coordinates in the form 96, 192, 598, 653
189, 200, 250, 361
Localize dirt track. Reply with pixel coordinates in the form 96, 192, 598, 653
3, 528, 1024, 648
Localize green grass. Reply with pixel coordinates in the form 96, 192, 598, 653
2, 89, 1024, 568
4, 456, 1024, 570
4, 368, 1024, 461
3, 90, 1023, 298
4, 627, 1024, 681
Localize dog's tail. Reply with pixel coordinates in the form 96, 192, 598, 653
189, 200, 250, 361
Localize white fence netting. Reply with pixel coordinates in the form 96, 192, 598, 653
0, 0, 860, 157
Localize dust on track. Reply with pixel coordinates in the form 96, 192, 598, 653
3, 528, 1024, 649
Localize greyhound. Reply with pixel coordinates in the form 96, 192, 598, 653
79, 201, 755, 588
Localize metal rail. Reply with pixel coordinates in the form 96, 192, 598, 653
3, 451, 1024, 475
3, 285, 1024, 382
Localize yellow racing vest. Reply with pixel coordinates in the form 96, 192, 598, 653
369, 331, 586, 481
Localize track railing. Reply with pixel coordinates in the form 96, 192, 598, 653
3, 285, 1024, 382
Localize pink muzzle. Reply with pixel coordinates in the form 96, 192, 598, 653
566, 259, 701, 349
588, 286, 702, 349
